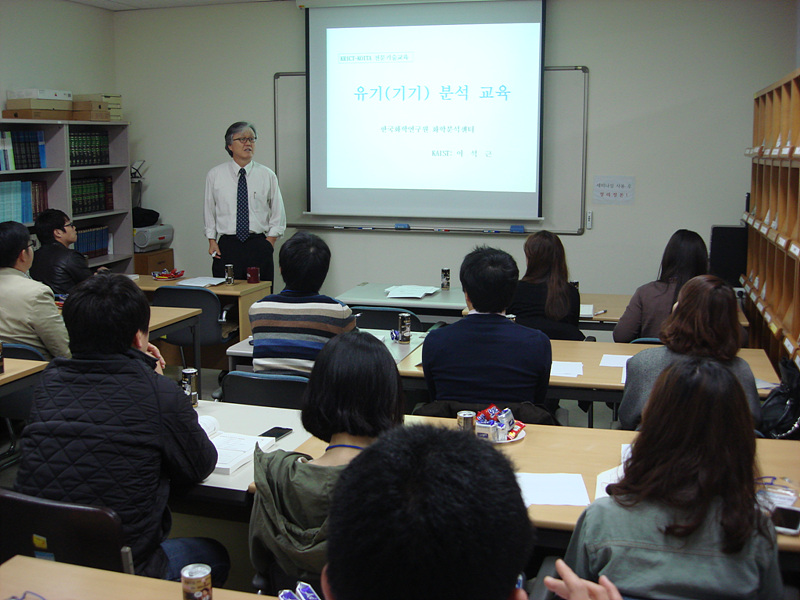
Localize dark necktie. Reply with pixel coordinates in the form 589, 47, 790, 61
236, 167, 249, 242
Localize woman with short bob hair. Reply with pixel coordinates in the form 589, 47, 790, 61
614, 229, 707, 342
566, 358, 782, 599
618, 274, 760, 430
507, 230, 583, 340
249, 330, 404, 590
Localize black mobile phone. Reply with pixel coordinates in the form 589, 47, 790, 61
259, 426, 293, 441
771, 506, 800, 536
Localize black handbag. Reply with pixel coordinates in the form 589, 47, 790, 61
759, 357, 800, 440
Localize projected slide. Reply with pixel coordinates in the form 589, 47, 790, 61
326, 23, 541, 194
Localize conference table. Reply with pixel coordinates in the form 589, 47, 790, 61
396, 339, 778, 426
0, 555, 275, 600
337, 283, 637, 329
226, 329, 427, 372
136, 277, 272, 338
0, 358, 48, 400
174, 403, 800, 570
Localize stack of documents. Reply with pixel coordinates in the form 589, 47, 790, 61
178, 277, 226, 288
384, 285, 439, 299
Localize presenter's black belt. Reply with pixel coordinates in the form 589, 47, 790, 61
220, 233, 265, 240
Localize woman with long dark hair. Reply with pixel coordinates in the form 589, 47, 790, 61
507, 230, 583, 340
613, 229, 707, 342
566, 358, 782, 599
618, 274, 760, 430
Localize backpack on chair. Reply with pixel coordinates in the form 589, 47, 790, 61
759, 357, 800, 440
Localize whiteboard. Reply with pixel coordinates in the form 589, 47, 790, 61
274, 65, 588, 235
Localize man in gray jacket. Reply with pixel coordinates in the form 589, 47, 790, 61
0, 220, 69, 359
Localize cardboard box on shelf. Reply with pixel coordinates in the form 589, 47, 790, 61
2, 109, 71, 120
6, 98, 73, 111
72, 101, 108, 111
71, 110, 111, 122
7, 88, 73, 100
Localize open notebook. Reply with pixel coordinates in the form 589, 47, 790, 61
198, 415, 275, 475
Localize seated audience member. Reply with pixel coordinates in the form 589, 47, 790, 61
321, 424, 623, 600
618, 274, 760, 430
566, 358, 782, 598
249, 330, 404, 590
14, 274, 230, 584
613, 229, 707, 342
507, 230, 583, 340
0, 220, 70, 359
249, 231, 355, 373
29, 208, 98, 294
421, 246, 552, 413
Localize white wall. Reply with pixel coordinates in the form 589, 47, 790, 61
0, 0, 116, 102
112, 0, 796, 298
4, 0, 795, 298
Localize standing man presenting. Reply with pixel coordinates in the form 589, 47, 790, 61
204, 121, 286, 283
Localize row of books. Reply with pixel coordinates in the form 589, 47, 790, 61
69, 131, 110, 166
0, 130, 46, 171
75, 225, 110, 258
71, 176, 113, 215
0, 180, 48, 223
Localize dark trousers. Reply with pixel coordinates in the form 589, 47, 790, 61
212, 234, 274, 282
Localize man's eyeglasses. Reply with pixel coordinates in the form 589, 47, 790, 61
233, 136, 257, 144
63, 221, 75, 229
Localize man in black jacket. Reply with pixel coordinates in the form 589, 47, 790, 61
14, 274, 229, 583
30, 208, 102, 294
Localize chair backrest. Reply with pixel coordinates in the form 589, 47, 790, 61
221, 371, 309, 409
351, 306, 425, 332
630, 337, 662, 344
152, 286, 228, 346
0, 488, 134, 574
3, 343, 47, 361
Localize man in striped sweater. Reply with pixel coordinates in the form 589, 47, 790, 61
249, 231, 355, 374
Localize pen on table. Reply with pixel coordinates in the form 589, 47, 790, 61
594, 309, 607, 316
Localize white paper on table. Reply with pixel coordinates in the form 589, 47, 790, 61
595, 445, 632, 500
599, 354, 633, 368
579, 304, 594, 318
177, 277, 226, 288
384, 285, 439, 299
621, 364, 627, 384
515, 473, 590, 506
551, 361, 583, 378
755, 377, 778, 390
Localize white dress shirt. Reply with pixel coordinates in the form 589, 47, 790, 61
204, 160, 286, 240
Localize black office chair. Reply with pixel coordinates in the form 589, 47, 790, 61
0, 343, 46, 468
352, 306, 427, 331
219, 371, 309, 409
0, 487, 134, 574
152, 285, 239, 368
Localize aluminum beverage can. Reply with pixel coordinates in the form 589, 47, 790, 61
181, 368, 199, 407
457, 410, 476, 433
225, 264, 235, 285
181, 563, 212, 600
398, 312, 412, 344
441, 268, 450, 290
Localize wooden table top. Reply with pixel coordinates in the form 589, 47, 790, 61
149, 305, 202, 330
294, 415, 800, 552
0, 358, 48, 387
136, 277, 271, 298
396, 340, 778, 396
0, 555, 276, 600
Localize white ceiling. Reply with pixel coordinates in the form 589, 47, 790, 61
66, 0, 289, 11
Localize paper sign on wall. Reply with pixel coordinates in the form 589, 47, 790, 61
593, 176, 635, 205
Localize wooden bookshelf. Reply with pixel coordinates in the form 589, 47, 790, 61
0, 119, 132, 271
742, 67, 800, 368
